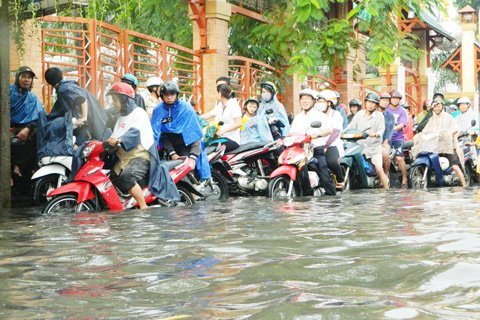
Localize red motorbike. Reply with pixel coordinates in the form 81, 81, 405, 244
267, 121, 324, 198
217, 141, 280, 196
42, 140, 199, 214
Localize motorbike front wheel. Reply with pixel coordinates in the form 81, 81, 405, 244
43, 194, 95, 214
409, 165, 429, 189
267, 175, 299, 199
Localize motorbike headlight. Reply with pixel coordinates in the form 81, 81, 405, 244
82, 144, 95, 158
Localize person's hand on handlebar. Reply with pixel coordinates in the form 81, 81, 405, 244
107, 137, 121, 147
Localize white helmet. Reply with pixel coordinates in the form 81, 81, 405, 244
457, 96, 471, 106
146, 76, 163, 88
320, 89, 337, 105
299, 88, 318, 100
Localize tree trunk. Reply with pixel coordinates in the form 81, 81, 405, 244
0, 0, 11, 208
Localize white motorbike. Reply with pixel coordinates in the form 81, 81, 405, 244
31, 156, 72, 206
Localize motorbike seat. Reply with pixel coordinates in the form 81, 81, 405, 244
165, 159, 184, 170
226, 142, 269, 155
38, 156, 73, 169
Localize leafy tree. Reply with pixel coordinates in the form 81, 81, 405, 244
249, 0, 445, 77
454, 0, 480, 9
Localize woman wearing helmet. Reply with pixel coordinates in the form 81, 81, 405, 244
290, 88, 336, 195
10, 66, 45, 185
346, 92, 389, 189
316, 91, 346, 189
258, 81, 290, 140
145, 76, 163, 119
107, 82, 179, 209
455, 97, 477, 133
151, 81, 211, 180
121, 73, 146, 111
240, 98, 274, 144
319, 89, 348, 128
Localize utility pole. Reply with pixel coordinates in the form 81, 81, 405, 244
0, 0, 11, 208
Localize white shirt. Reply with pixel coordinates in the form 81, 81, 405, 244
290, 108, 332, 148
211, 98, 242, 143
325, 108, 345, 157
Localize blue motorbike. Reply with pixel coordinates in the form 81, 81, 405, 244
340, 129, 383, 190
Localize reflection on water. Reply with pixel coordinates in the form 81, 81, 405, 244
1, 188, 480, 319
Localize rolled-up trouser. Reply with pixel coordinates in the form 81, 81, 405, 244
110, 157, 150, 194
313, 147, 336, 196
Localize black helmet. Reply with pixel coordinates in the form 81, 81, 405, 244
348, 98, 362, 107
432, 92, 445, 103
160, 81, 180, 97
365, 92, 380, 104
16, 66, 36, 78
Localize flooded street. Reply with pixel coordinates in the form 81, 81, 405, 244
1, 189, 480, 319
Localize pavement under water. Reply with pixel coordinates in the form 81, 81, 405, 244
1, 188, 480, 319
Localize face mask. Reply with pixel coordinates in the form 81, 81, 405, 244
315, 102, 327, 112
261, 92, 272, 102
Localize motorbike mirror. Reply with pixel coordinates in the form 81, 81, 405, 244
310, 121, 322, 128
265, 109, 274, 115
471, 120, 476, 127
218, 121, 224, 126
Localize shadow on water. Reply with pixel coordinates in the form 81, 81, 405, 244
1, 188, 480, 319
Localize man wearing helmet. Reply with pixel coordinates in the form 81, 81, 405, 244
44, 67, 110, 145
346, 93, 389, 189
378, 92, 395, 176
145, 76, 163, 119
258, 81, 290, 139
106, 82, 179, 209
290, 89, 336, 195
316, 91, 346, 189
151, 81, 211, 180
121, 73, 146, 111
388, 90, 409, 187
347, 98, 361, 124
10, 66, 45, 186
416, 92, 444, 133
417, 99, 466, 187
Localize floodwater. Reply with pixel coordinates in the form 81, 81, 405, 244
1, 189, 480, 319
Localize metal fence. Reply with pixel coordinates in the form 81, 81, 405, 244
41, 16, 202, 111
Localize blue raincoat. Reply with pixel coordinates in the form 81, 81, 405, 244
240, 114, 273, 144
151, 100, 211, 180
10, 84, 44, 125
258, 96, 290, 137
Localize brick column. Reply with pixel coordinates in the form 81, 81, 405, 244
190, 0, 231, 113
281, 74, 302, 115
10, 19, 43, 100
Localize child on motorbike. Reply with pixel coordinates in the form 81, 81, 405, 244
107, 82, 179, 209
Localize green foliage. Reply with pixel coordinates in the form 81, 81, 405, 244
431, 50, 461, 92
454, 0, 480, 9
250, 0, 445, 76
77, 0, 192, 47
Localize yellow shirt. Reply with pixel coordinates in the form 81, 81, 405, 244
114, 144, 150, 174
241, 114, 252, 131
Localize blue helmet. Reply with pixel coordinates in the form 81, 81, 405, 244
121, 73, 139, 88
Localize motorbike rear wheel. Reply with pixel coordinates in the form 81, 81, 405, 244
177, 185, 195, 206
268, 175, 299, 198
409, 165, 429, 189
32, 174, 62, 206
43, 194, 95, 214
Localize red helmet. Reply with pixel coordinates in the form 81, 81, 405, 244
107, 82, 135, 99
